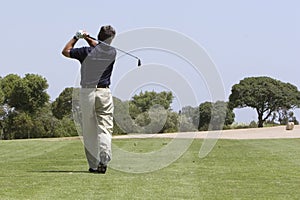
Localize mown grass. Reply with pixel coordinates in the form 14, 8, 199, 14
0, 138, 299, 200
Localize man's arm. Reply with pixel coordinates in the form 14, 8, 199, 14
84, 36, 98, 47
62, 30, 97, 58
62, 37, 78, 58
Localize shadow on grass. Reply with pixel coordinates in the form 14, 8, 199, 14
29, 170, 90, 174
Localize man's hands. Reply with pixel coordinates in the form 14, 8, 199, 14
62, 29, 98, 57
62, 30, 87, 57
74, 30, 89, 39
74, 30, 98, 47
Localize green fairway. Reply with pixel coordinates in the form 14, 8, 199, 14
0, 138, 299, 200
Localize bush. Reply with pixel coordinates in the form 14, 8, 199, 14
53, 116, 77, 137
162, 111, 179, 133
8, 112, 33, 139
113, 119, 127, 135
249, 120, 258, 128
179, 115, 197, 132
229, 123, 250, 130
198, 124, 209, 131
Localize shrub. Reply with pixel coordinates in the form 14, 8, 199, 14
249, 121, 258, 128
53, 116, 77, 137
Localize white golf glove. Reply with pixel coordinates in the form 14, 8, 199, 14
74, 30, 85, 39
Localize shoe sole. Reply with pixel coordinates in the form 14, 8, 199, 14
97, 164, 107, 174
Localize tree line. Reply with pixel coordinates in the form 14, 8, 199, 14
0, 74, 76, 139
1, 74, 300, 139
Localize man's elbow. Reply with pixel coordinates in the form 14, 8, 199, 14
62, 49, 70, 58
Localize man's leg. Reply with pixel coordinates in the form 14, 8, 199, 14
80, 88, 99, 169
94, 88, 114, 166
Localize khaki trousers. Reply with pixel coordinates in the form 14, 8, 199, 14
80, 88, 113, 169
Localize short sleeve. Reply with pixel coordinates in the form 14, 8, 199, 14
70, 47, 92, 63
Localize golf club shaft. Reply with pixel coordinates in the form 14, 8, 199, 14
88, 36, 140, 61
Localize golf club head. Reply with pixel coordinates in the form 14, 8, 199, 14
138, 59, 142, 67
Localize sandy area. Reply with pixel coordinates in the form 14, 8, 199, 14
113, 125, 300, 140
30, 125, 300, 141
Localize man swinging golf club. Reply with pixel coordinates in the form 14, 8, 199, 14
62, 25, 116, 174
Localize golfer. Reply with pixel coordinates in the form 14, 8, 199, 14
62, 25, 116, 174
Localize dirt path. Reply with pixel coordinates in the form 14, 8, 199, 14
113, 125, 300, 140
32, 125, 300, 141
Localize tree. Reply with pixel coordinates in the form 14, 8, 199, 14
1, 74, 49, 114
31, 104, 57, 138
0, 73, 85, 139
52, 116, 77, 137
229, 76, 300, 127
163, 111, 179, 133
135, 106, 169, 133
198, 101, 234, 131
181, 106, 199, 128
0, 78, 4, 131
0, 74, 22, 104
0, 75, 23, 139
198, 102, 212, 131
178, 114, 197, 132
130, 91, 173, 116
51, 87, 73, 119
0, 74, 51, 139
0, 74, 79, 139
128, 91, 178, 133
0, 77, 4, 105
113, 97, 136, 134
22, 74, 49, 113
215, 101, 235, 127
3, 111, 34, 139
273, 109, 299, 125
179, 106, 199, 132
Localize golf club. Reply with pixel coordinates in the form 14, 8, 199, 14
88, 36, 142, 67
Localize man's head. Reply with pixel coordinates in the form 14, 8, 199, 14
97, 25, 116, 44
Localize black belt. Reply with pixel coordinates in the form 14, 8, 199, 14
97, 84, 109, 88
81, 85, 109, 88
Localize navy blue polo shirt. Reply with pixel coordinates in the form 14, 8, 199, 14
70, 44, 116, 87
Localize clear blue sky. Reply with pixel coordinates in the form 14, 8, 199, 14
1, 0, 299, 123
